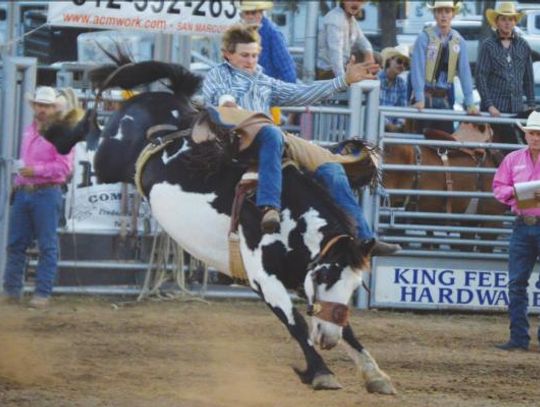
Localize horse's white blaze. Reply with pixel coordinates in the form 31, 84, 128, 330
113, 115, 134, 140
149, 182, 230, 274
171, 109, 179, 118
301, 208, 326, 259
310, 267, 363, 346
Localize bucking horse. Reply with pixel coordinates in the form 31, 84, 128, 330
44, 54, 396, 395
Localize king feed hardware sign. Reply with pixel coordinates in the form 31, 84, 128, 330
372, 257, 540, 313
48, 0, 238, 35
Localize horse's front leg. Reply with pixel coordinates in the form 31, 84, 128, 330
250, 278, 342, 390
341, 324, 397, 395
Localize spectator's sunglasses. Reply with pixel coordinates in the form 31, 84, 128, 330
394, 57, 409, 68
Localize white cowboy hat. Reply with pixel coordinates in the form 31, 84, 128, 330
26, 86, 57, 105
381, 44, 410, 67
426, 1, 461, 13
238, 1, 273, 12
486, 2, 524, 28
518, 111, 540, 132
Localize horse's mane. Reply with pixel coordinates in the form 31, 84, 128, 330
89, 46, 202, 98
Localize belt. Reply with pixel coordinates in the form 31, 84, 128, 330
14, 183, 60, 192
425, 88, 449, 98
516, 215, 540, 226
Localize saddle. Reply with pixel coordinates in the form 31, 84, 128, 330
193, 106, 379, 189
423, 123, 492, 160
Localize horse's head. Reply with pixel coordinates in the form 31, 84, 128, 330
304, 237, 374, 350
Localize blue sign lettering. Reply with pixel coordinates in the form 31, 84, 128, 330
417, 287, 434, 303
400, 286, 416, 302
439, 288, 453, 304
533, 292, 540, 307
457, 289, 473, 304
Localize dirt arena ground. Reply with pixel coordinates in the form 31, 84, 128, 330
0, 297, 538, 407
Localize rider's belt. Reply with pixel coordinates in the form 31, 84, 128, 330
14, 183, 60, 192
517, 215, 540, 226
425, 88, 449, 98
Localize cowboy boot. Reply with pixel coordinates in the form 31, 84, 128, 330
371, 240, 402, 256
261, 207, 280, 234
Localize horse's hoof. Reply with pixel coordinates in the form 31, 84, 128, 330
312, 373, 343, 390
366, 378, 397, 395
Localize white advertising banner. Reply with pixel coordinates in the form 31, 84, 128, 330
48, 0, 239, 35
372, 257, 540, 313
64, 143, 152, 233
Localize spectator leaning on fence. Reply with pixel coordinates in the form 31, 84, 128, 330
492, 110, 540, 352
202, 24, 400, 255
1, 87, 75, 309
316, 0, 374, 80
411, 1, 478, 133
476, 2, 535, 143
238, 1, 297, 83
378, 45, 410, 132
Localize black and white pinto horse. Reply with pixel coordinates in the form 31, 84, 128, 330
45, 56, 396, 395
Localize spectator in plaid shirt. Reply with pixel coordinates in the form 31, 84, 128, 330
378, 45, 410, 132
239, 1, 297, 83
476, 2, 535, 144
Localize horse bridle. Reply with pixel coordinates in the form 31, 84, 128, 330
305, 235, 352, 327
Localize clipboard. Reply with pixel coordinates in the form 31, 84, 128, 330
514, 180, 540, 209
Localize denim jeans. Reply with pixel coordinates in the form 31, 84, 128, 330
314, 162, 373, 240
3, 186, 62, 298
507, 220, 540, 346
253, 125, 284, 210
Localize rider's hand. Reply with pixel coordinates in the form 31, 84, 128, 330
488, 106, 501, 117
222, 101, 238, 108
19, 166, 34, 177
467, 105, 480, 116
345, 55, 378, 85
412, 100, 425, 111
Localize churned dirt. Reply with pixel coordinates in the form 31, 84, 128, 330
0, 297, 539, 407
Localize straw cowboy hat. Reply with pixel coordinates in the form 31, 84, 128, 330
238, 1, 273, 12
486, 2, 525, 28
381, 44, 410, 67
26, 86, 57, 105
518, 111, 540, 132
426, 1, 461, 13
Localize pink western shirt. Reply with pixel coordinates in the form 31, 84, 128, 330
14, 122, 74, 187
492, 147, 540, 216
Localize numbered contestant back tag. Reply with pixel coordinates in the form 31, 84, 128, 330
48, 0, 240, 35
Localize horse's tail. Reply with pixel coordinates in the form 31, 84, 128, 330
89, 46, 202, 98
43, 108, 93, 154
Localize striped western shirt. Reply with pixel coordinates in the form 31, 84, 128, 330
378, 70, 408, 125
476, 31, 534, 113
202, 62, 348, 114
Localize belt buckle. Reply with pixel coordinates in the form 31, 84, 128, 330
523, 216, 537, 226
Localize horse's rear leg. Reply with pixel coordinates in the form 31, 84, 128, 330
254, 281, 341, 390
341, 325, 396, 395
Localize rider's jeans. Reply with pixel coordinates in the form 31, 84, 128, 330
507, 219, 540, 347
314, 162, 373, 240
254, 125, 284, 210
3, 186, 62, 298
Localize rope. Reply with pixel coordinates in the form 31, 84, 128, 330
136, 227, 209, 303
0, 23, 49, 52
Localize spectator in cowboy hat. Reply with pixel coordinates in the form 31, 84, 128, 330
1, 86, 75, 309
492, 110, 540, 352
316, 0, 375, 80
476, 2, 534, 144
410, 0, 478, 134
238, 0, 297, 83
378, 44, 410, 132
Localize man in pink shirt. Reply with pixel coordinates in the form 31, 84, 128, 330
492, 110, 540, 351
2, 87, 74, 309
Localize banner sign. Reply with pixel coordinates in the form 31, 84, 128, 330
48, 0, 239, 35
64, 144, 153, 233
371, 257, 540, 313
